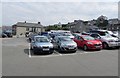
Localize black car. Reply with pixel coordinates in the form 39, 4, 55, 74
2, 30, 13, 38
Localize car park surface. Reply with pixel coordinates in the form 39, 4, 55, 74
2, 37, 118, 76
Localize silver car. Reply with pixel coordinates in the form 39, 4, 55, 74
90, 33, 120, 48
54, 36, 77, 52
30, 35, 54, 54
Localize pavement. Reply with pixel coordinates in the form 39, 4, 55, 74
2, 37, 119, 76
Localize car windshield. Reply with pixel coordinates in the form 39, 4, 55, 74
63, 33, 72, 36
98, 32, 107, 36
59, 37, 72, 41
83, 36, 95, 40
35, 37, 49, 42
104, 34, 113, 38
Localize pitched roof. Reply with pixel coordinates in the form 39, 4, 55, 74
14, 22, 43, 28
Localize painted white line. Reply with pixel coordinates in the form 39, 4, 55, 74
28, 50, 104, 58
31, 55, 60, 58
28, 43, 32, 58
54, 50, 62, 56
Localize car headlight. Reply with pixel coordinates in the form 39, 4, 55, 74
61, 44, 67, 47
99, 42, 102, 44
87, 42, 93, 44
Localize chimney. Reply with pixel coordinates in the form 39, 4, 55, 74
38, 22, 41, 24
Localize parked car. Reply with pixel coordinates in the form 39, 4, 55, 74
30, 35, 54, 54
29, 33, 38, 42
89, 30, 119, 38
3, 30, 13, 38
62, 33, 75, 39
112, 31, 119, 38
73, 34, 102, 51
2, 33, 8, 38
90, 33, 120, 49
54, 36, 77, 52
81, 32, 90, 35
41, 34, 53, 42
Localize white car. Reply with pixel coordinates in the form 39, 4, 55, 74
90, 33, 120, 48
62, 33, 75, 39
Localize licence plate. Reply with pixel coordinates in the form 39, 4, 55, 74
69, 47, 74, 49
96, 46, 100, 48
43, 48, 49, 51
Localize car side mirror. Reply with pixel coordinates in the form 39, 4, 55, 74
31, 40, 35, 43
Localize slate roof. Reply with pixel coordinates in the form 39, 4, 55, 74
13, 22, 43, 28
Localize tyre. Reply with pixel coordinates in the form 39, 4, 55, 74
58, 46, 61, 52
49, 51, 54, 54
102, 42, 109, 49
83, 45, 88, 51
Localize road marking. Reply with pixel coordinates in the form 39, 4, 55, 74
54, 50, 62, 56
29, 51, 104, 58
28, 43, 32, 58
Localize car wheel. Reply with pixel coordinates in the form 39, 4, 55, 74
83, 45, 88, 51
103, 42, 109, 49
58, 46, 62, 52
49, 51, 53, 54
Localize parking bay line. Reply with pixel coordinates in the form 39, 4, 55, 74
28, 43, 32, 58
29, 51, 104, 58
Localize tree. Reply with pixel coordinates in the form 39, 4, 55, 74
97, 15, 108, 29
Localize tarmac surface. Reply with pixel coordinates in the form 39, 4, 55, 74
2, 37, 119, 76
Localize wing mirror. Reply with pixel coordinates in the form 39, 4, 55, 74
31, 40, 35, 43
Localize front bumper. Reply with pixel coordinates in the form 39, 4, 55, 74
33, 47, 54, 53
87, 44, 102, 50
108, 41, 120, 47
60, 46, 77, 52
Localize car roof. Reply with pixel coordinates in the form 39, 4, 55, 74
73, 33, 81, 36
91, 30, 107, 32
34, 35, 46, 38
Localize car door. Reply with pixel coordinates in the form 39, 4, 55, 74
74, 36, 83, 47
77, 36, 84, 47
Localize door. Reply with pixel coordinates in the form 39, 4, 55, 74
74, 36, 84, 47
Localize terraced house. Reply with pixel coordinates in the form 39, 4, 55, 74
12, 21, 45, 37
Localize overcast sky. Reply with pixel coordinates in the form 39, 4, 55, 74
2, 1, 119, 26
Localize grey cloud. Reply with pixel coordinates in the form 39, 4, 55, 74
2, 2, 118, 26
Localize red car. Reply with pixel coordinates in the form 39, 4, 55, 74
73, 34, 102, 51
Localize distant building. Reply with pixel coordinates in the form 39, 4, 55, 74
67, 20, 86, 32
108, 18, 120, 31
67, 20, 98, 32
12, 21, 45, 36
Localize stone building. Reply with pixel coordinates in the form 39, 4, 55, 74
108, 18, 120, 31
67, 20, 98, 33
12, 21, 45, 36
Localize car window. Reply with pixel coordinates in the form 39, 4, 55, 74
35, 37, 49, 42
59, 37, 72, 41
82, 36, 95, 40
91, 34, 99, 38
76, 36, 83, 40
